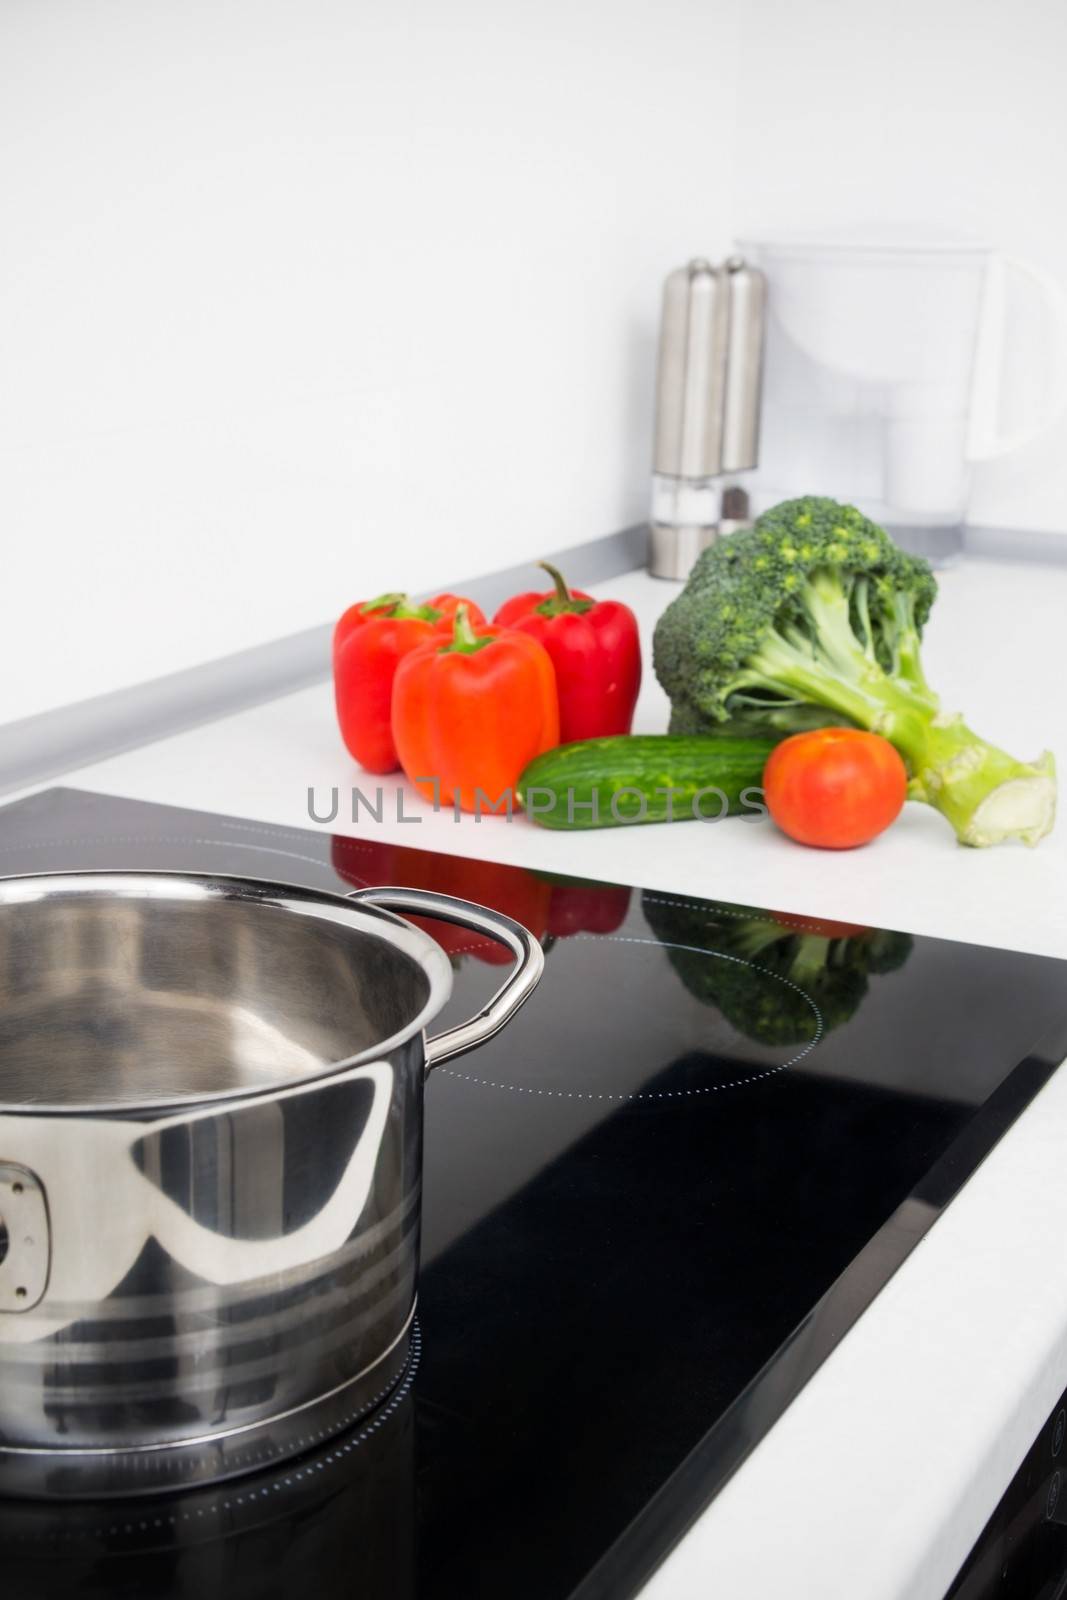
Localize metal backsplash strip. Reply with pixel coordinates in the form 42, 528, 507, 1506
962, 525, 1067, 564
0, 524, 648, 799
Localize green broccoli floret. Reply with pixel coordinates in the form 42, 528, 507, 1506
653, 496, 1056, 847
642, 893, 913, 1046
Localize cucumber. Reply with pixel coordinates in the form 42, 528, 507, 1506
517, 734, 778, 831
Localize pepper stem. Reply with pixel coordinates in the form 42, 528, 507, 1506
535, 562, 594, 617
440, 602, 493, 654
360, 591, 407, 615
394, 600, 442, 622
360, 591, 441, 623
539, 562, 572, 605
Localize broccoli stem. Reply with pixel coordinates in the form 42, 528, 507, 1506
887, 592, 933, 698
730, 609, 1057, 848
787, 934, 834, 984
737, 628, 935, 736
895, 716, 1057, 848
726, 917, 793, 961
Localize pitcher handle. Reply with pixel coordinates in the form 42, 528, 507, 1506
346, 887, 544, 1070
967, 253, 1067, 461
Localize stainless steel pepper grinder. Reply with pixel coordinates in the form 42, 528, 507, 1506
719, 256, 767, 535
648, 255, 766, 579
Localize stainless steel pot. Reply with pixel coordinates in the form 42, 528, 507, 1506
0, 871, 543, 1498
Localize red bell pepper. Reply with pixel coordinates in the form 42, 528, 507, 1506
333, 591, 485, 774
425, 593, 487, 630
545, 880, 632, 937
330, 836, 550, 964
493, 564, 641, 743
393, 605, 559, 814
334, 590, 486, 651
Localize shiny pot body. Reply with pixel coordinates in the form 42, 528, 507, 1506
0, 873, 541, 1498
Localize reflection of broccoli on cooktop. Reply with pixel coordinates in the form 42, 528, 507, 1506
641, 892, 913, 1046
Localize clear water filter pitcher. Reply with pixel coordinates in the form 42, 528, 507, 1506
739, 239, 1067, 562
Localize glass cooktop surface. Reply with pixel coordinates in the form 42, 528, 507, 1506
2, 787, 1066, 1600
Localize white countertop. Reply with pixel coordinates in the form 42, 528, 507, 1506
8, 552, 1067, 1597
28, 558, 1067, 960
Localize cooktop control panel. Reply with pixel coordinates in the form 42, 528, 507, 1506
949, 1381, 1067, 1599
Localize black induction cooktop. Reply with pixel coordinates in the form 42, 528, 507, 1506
2, 786, 1067, 1600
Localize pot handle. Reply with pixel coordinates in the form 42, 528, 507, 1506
346, 887, 544, 1070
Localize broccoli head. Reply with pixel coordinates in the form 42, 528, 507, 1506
642, 893, 913, 1047
653, 496, 1056, 847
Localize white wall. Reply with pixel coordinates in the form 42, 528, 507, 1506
732, 0, 1067, 535
4, 0, 1067, 730
0, 0, 738, 724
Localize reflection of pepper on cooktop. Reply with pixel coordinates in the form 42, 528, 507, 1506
330, 834, 918, 1102
2, 787, 1067, 1600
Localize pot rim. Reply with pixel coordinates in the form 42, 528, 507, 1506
0, 868, 455, 1117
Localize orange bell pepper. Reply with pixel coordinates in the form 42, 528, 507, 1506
392, 605, 559, 813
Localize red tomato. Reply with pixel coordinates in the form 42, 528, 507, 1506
763, 729, 907, 850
